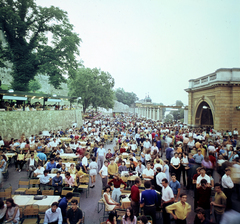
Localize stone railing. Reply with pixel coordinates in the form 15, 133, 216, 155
188, 68, 240, 89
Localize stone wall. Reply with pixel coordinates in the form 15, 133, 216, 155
0, 110, 83, 139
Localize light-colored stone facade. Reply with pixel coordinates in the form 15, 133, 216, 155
0, 110, 83, 139
185, 68, 240, 131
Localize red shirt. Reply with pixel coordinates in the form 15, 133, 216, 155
108, 179, 127, 189
131, 185, 140, 203
209, 155, 216, 166
120, 148, 126, 153
193, 173, 199, 180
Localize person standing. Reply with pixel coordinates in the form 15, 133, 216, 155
108, 158, 118, 178
221, 168, 234, 210
140, 181, 158, 224
210, 183, 227, 224
89, 156, 98, 188
196, 179, 212, 220
169, 173, 181, 202
166, 143, 174, 163
170, 153, 181, 182
142, 163, 154, 182
97, 144, 106, 172
161, 178, 175, 224
81, 152, 89, 173
58, 192, 73, 223
108, 174, 127, 203
166, 193, 191, 224
99, 160, 109, 188
131, 178, 141, 217
156, 167, 167, 193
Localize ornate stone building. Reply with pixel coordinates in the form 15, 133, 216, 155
185, 68, 240, 131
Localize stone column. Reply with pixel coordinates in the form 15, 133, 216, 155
159, 108, 163, 121
156, 108, 159, 121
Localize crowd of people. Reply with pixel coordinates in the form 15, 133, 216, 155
0, 113, 239, 223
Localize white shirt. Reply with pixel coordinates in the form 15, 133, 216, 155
196, 174, 210, 185
34, 167, 44, 175
0, 204, 7, 219
162, 185, 174, 202
208, 145, 216, 152
142, 168, 154, 180
29, 158, 35, 166
82, 156, 88, 166
170, 157, 180, 166
154, 164, 163, 173
51, 141, 58, 148
143, 141, 151, 148
44, 207, 62, 224
221, 174, 234, 189
97, 147, 106, 157
156, 172, 167, 187
100, 165, 108, 176
151, 146, 159, 154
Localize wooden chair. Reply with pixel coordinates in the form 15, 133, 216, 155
25, 178, 40, 195
14, 178, 29, 195
42, 188, 54, 195
21, 205, 39, 224
61, 187, 73, 196
78, 174, 89, 198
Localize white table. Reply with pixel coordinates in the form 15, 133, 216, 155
60, 153, 78, 159
5, 153, 16, 158
37, 173, 76, 181
13, 195, 60, 212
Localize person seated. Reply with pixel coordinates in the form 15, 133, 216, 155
138, 215, 149, 224
118, 161, 128, 174
52, 171, 63, 194
59, 164, 68, 174
69, 163, 76, 174
65, 146, 73, 154
40, 170, 52, 191
46, 158, 57, 172
26, 154, 37, 178
122, 207, 137, 224
34, 164, 45, 177
107, 211, 117, 224
5, 198, 20, 224
106, 149, 113, 160
129, 160, 136, 172
76, 165, 86, 185
55, 153, 62, 162
56, 160, 63, 169
66, 199, 83, 224
64, 172, 75, 187
102, 185, 121, 212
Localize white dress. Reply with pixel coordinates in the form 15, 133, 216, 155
89, 161, 98, 176
102, 192, 115, 211
7, 206, 20, 223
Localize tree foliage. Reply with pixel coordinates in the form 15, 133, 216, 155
170, 100, 184, 121
68, 67, 115, 113
0, 0, 81, 91
115, 88, 138, 107
28, 79, 41, 92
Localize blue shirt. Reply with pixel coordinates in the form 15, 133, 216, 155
52, 176, 63, 186
140, 189, 158, 205
169, 180, 181, 195
58, 197, 68, 219
166, 147, 173, 160
193, 154, 204, 163
46, 162, 56, 171
37, 152, 47, 161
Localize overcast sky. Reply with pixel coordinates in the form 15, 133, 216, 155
37, 0, 240, 106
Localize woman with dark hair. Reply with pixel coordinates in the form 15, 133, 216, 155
106, 211, 117, 224
138, 215, 149, 224
129, 162, 136, 172
5, 198, 20, 224
122, 207, 137, 224
102, 185, 121, 211
89, 156, 98, 188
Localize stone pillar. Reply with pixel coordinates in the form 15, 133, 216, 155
152, 108, 155, 120
184, 109, 188, 124
149, 108, 151, 119
156, 108, 160, 121
159, 108, 163, 121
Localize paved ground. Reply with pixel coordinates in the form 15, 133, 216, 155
2, 141, 240, 224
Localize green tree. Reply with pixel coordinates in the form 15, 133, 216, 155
0, 0, 81, 91
68, 67, 115, 113
115, 88, 138, 106
165, 113, 173, 123
28, 79, 41, 92
170, 100, 184, 121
